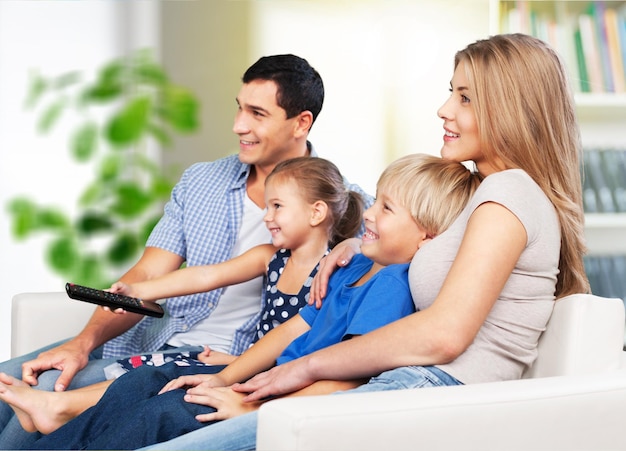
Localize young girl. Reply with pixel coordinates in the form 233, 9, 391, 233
13, 153, 480, 450
138, 33, 590, 451
0, 156, 363, 436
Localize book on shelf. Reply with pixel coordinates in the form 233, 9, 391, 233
583, 148, 626, 214
500, 1, 626, 94
605, 7, 626, 92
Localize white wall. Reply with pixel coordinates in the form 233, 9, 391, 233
0, 1, 159, 362
0, 0, 489, 362
248, 0, 490, 195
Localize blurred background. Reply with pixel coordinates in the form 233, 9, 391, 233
0, 0, 489, 361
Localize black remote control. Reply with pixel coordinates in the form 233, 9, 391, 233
65, 283, 164, 318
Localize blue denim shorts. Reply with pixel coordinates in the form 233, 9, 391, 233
346, 365, 462, 394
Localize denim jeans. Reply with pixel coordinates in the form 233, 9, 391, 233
32, 360, 226, 450
140, 366, 461, 451
0, 341, 202, 450
142, 412, 258, 451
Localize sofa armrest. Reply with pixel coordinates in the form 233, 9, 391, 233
11, 292, 95, 358
257, 368, 626, 451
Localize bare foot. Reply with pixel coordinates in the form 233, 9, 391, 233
0, 373, 71, 434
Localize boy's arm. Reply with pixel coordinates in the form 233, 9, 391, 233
160, 314, 311, 393
111, 244, 277, 301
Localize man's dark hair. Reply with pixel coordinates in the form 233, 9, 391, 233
242, 54, 324, 125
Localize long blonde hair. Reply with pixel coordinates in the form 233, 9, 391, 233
455, 33, 589, 297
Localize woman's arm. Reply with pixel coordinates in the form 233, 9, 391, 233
110, 244, 277, 301
235, 202, 527, 401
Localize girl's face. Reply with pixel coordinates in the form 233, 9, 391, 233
361, 189, 430, 266
263, 177, 315, 249
437, 61, 488, 173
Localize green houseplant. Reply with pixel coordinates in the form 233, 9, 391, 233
7, 49, 200, 288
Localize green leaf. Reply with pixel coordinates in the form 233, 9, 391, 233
107, 232, 140, 265
73, 255, 108, 287
52, 71, 81, 90
79, 181, 106, 206
71, 122, 98, 162
24, 72, 48, 109
147, 123, 172, 146
110, 182, 153, 218
134, 61, 168, 85
46, 236, 79, 273
158, 85, 199, 132
98, 154, 123, 182
36, 98, 66, 133
105, 96, 151, 147
6, 198, 38, 238
76, 212, 114, 235
38, 208, 70, 229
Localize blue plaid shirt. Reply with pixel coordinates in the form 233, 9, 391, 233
103, 146, 372, 358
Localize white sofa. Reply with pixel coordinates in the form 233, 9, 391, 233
10, 292, 626, 450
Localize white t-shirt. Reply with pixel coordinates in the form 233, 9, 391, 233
167, 195, 270, 352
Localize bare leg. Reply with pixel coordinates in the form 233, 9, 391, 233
0, 373, 112, 434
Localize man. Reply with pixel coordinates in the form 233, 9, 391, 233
0, 54, 371, 449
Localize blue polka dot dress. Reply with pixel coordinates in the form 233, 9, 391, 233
253, 248, 328, 343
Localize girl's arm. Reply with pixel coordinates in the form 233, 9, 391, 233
110, 244, 277, 301
235, 202, 527, 401
159, 314, 311, 393
309, 237, 362, 307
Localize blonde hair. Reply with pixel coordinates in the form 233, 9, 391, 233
455, 34, 589, 297
377, 154, 481, 237
267, 157, 363, 247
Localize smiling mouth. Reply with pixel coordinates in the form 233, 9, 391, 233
444, 130, 460, 138
363, 229, 379, 241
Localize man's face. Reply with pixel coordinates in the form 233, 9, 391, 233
233, 80, 302, 171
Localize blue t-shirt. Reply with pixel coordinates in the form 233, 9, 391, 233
277, 254, 415, 365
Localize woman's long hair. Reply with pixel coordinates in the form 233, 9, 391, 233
455, 33, 589, 297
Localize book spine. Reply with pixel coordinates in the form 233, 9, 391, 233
579, 13, 605, 93
604, 8, 626, 93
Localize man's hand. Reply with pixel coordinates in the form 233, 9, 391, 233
21, 340, 90, 391
309, 238, 361, 308
158, 373, 228, 395
184, 386, 262, 422
230, 358, 315, 402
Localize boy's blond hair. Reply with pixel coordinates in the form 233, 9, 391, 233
377, 154, 481, 237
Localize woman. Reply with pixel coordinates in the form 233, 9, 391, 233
143, 33, 590, 450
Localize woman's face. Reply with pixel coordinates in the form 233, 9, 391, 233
437, 61, 492, 175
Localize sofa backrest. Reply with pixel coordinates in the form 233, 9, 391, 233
523, 293, 625, 379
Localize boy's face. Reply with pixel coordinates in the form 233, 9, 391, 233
361, 189, 429, 266
233, 80, 304, 172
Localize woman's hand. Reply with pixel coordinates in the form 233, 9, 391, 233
184, 386, 262, 422
310, 238, 362, 308
230, 358, 315, 402
158, 373, 227, 394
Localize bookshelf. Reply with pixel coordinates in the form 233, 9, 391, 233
490, 1, 626, 304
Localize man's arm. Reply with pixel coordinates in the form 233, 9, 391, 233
21, 247, 184, 391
